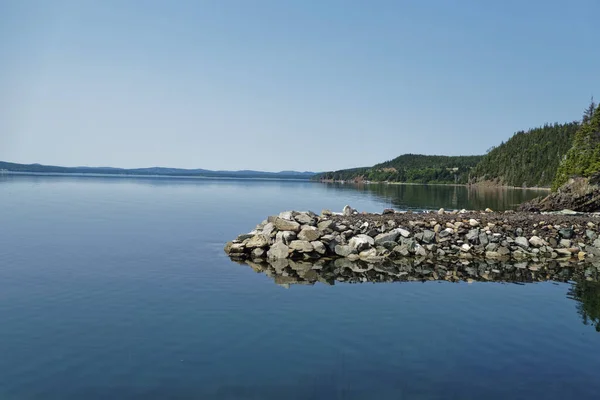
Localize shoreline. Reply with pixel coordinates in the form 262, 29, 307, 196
316, 179, 551, 191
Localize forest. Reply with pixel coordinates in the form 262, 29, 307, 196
469, 122, 580, 187
314, 155, 482, 184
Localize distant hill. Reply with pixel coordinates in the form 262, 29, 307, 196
0, 161, 316, 180
553, 103, 600, 189
313, 154, 483, 184
470, 122, 580, 188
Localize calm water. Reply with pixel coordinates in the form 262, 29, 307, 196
1, 175, 599, 399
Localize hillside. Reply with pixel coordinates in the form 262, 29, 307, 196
313, 154, 482, 184
553, 104, 600, 189
0, 161, 316, 180
470, 122, 580, 188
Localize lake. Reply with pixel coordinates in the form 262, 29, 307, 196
1, 175, 599, 399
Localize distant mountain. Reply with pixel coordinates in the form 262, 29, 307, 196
313, 154, 482, 184
0, 161, 316, 180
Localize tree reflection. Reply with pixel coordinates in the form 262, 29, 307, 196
568, 280, 600, 332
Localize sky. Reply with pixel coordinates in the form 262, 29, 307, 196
1, 0, 599, 172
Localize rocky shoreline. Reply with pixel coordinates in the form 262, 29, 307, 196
224, 206, 600, 264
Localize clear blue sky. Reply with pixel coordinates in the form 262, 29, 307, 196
1, 0, 598, 172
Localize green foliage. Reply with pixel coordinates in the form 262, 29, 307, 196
470, 122, 579, 188
313, 154, 482, 184
553, 104, 600, 190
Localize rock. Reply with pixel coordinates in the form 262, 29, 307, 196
469, 219, 480, 227
374, 229, 402, 245
236, 233, 255, 241
298, 226, 321, 242
514, 237, 530, 249
317, 219, 335, 232
224, 241, 245, 254
559, 228, 574, 239
381, 241, 397, 250
311, 241, 326, 255
414, 244, 427, 256
559, 239, 572, 248
278, 211, 294, 220
349, 234, 375, 252
359, 248, 378, 260
439, 228, 454, 238
466, 228, 480, 242
438, 208, 445, 215
461, 243, 471, 252
514, 227, 523, 237
479, 233, 489, 246
275, 230, 297, 245
321, 209, 332, 217
262, 222, 276, 237
398, 228, 411, 238
289, 240, 314, 253
274, 217, 301, 232
267, 242, 290, 259
485, 208, 493, 213
334, 245, 355, 257
421, 230, 436, 243
382, 208, 395, 214
393, 245, 411, 256
554, 248, 572, 257
342, 205, 354, 216
586, 230, 597, 240
294, 212, 316, 225
245, 234, 270, 248
528, 236, 545, 247
497, 246, 511, 256
252, 248, 265, 258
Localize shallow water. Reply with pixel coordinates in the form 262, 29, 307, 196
0, 175, 598, 399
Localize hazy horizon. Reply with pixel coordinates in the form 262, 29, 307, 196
1, 0, 599, 171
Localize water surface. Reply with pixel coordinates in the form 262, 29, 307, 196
0, 176, 598, 399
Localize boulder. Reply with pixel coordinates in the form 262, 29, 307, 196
252, 248, 265, 258
267, 242, 290, 259
374, 228, 403, 245
245, 234, 270, 248
342, 205, 354, 216
421, 229, 436, 243
317, 219, 335, 232
278, 211, 294, 220
295, 212, 316, 226
469, 219, 480, 227
528, 236, 545, 247
382, 208, 395, 214
298, 226, 321, 242
311, 241, 326, 255
334, 245, 356, 257
349, 234, 375, 252
274, 217, 301, 232
275, 230, 297, 245
466, 228, 480, 242
514, 237, 530, 249
289, 240, 314, 253
262, 222, 276, 237
224, 241, 245, 254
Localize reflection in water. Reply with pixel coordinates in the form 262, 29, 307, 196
568, 280, 600, 332
232, 257, 600, 332
323, 182, 548, 211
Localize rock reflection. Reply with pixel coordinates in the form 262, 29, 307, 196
230, 256, 600, 287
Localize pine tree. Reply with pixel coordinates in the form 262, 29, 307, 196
583, 96, 597, 124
